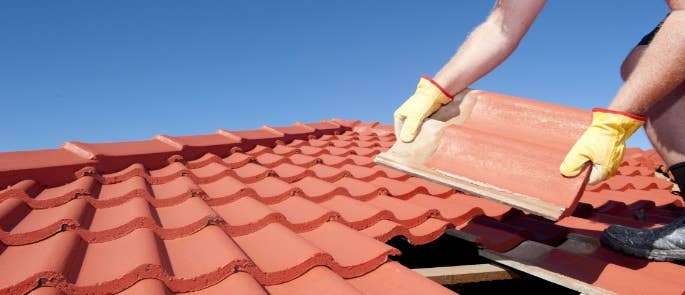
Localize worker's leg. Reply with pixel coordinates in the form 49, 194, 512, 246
645, 83, 685, 192
644, 86, 685, 167
600, 46, 685, 261
621, 45, 685, 184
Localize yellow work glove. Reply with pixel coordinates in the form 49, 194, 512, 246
560, 108, 646, 185
394, 76, 453, 142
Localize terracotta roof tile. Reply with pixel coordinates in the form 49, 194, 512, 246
318, 154, 352, 167
376, 90, 591, 220
298, 145, 325, 156
199, 176, 252, 203
319, 195, 389, 229
185, 272, 266, 295
244, 145, 272, 156
213, 196, 284, 236
2, 199, 89, 245
369, 177, 429, 199
307, 164, 348, 181
222, 152, 254, 168
271, 145, 300, 156
371, 165, 410, 180
245, 177, 299, 203
338, 164, 383, 180
299, 221, 399, 272
266, 266, 362, 295
271, 162, 312, 182
155, 196, 217, 229
406, 218, 451, 245
405, 193, 484, 224
233, 162, 273, 182
347, 261, 455, 295
149, 176, 199, 204
332, 177, 387, 199
287, 153, 319, 167
291, 176, 346, 199
190, 162, 230, 181
324, 146, 353, 156
350, 146, 380, 157
268, 196, 336, 231
587, 174, 673, 191
366, 194, 438, 225
254, 153, 288, 168
186, 153, 221, 169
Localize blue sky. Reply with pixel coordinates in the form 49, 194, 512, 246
0, 1, 671, 151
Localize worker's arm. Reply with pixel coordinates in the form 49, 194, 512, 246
561, 2, 685, 184
434, 0, 547, 94
395, 0, 546, 142
609, 3, 685, 114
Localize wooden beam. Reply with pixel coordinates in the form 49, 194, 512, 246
479, 241, 616, 295
413, 263, 517, 285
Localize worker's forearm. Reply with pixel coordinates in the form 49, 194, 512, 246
433, 0, 546, 95
609, 10, 685, 115
433, 22, 519, 95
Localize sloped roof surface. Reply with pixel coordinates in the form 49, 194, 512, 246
0, 120, 457, 295
0, 118, 683, 294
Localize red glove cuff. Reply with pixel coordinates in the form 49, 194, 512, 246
592, 108, 646, 121
421, 75, 455, 99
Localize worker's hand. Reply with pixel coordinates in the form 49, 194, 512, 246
394, 76, 453, 142
560, 108, 646, 185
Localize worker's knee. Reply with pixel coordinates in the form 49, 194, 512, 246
620, 46, 646, 81
644, 84, 685, 166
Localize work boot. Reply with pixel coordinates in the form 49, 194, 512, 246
600, 215, 685, 261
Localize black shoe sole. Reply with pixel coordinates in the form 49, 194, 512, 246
600, 233, 685, 262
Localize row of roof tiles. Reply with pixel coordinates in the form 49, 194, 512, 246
0, 119, 384, 188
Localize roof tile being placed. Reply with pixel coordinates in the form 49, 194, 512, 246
1, 111, 683, 294
376, 90, 593, 221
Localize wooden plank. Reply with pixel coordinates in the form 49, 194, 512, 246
478, 241, 616, 295
412, 263, 517, 285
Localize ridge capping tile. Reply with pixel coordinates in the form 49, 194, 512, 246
62, 139, 184, 173
216, 129, 244, 142
293, 122, 317, 132
317, 120, 341, 128
329, 119, 361, 128
219, 128, 284, 150
62, 142, 97, 160
259, 126, 286, 137
0, 151, 96, 189
303, 121, 343, 132
153, 134, 186, 150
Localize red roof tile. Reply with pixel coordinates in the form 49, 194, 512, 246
1, 116, 683, 294
377, 90, 593, 220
